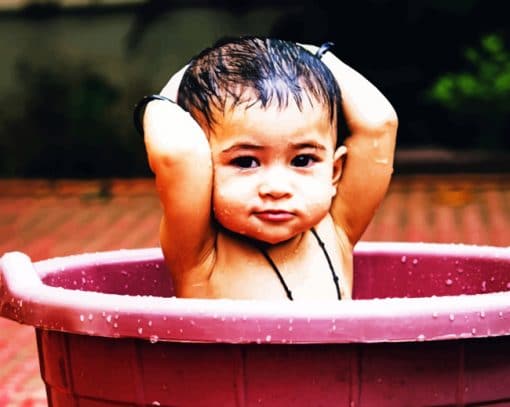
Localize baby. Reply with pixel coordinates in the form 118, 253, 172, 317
137, 37, 397, 301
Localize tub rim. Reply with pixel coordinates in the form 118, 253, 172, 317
1, 242, 510, 344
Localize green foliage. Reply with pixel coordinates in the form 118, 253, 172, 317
0, 59, 150, 178
427, 34, 510, 147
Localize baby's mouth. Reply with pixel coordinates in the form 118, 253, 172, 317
254, 210, 295, 222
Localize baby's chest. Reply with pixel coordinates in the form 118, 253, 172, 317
209, 248, 345, 301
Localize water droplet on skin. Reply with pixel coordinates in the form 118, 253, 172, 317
506, 282, 510, 289
449, 313, 455, 322
412, 258, 418, 265
148, 320, 153, 327
256, 338, 262, 344
113, 323, 118, 328
375, 158, 389, 165
288, 326, 293, 332
265, 335, 272, 342
499, 311, 504, 318
88, 313, 94, 321
445, 279, 453, 286
457, 268, 464, 274
471, 328, 477, 335
79, 314, 85, 322
432, 312, 438, 319
152, 401, 161, 406
479, 311, 486, 319
481, 281, 487, 292
149, 335, 159, 344
401, 256, 407, 264
138, 327, 143, 335
416, 334, 426, 342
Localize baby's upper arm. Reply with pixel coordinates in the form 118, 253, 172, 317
144, 100, 215, 270
331, 120, 397, 245
311, 48, 398, 245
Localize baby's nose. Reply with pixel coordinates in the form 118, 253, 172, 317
258, 169, 292, 199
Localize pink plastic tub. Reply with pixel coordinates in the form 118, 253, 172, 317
1, 242, 510, 406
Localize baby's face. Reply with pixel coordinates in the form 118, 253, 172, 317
205, 97, 342, 244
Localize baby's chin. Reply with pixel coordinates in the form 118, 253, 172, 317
219, 223, 303, 246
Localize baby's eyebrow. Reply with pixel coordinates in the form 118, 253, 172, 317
221, 141, 326, 154
221, 143, 264, 153
290, 142, 326, 151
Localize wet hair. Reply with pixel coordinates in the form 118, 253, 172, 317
177, 36, 343, 145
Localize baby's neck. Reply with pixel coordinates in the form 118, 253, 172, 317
217, 223, 308, 253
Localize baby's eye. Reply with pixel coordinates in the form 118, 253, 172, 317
291, 154, 317, 168
231, 156, 259, 169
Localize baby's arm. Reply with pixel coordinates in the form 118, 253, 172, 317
143, 69, 215, 273
316, 47, 398, 245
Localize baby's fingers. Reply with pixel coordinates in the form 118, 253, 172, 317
160, 64, 189, 101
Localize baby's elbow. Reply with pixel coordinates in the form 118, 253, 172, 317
384, 113, 399, 137
356, 105, 398, 137
387, 108, 399, 131
373, 111, 398, 139
379, 103, 399, 130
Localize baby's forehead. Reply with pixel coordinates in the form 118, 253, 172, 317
206, 95, 337, 146
216, 91, 331, 122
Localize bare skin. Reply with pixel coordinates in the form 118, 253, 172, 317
143, 45, 398, 301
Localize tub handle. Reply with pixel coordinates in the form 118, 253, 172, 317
0, 252, 42, 320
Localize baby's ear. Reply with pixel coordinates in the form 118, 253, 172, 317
332, 145, 347, 188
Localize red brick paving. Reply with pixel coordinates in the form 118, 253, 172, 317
0, 175, 509, 406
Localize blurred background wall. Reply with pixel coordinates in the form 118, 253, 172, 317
0, 0, 508, 178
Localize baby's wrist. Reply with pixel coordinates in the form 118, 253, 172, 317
160, 64, 190, 101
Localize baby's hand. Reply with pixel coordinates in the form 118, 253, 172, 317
297, 43, 319, 55
160, 64, 189, 101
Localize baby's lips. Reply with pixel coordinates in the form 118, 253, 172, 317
254, 210, 295, 222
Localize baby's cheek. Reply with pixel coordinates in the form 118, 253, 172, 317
302, 184, 334, 217
212, 187, 240, 222
304, 181, 333, 202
